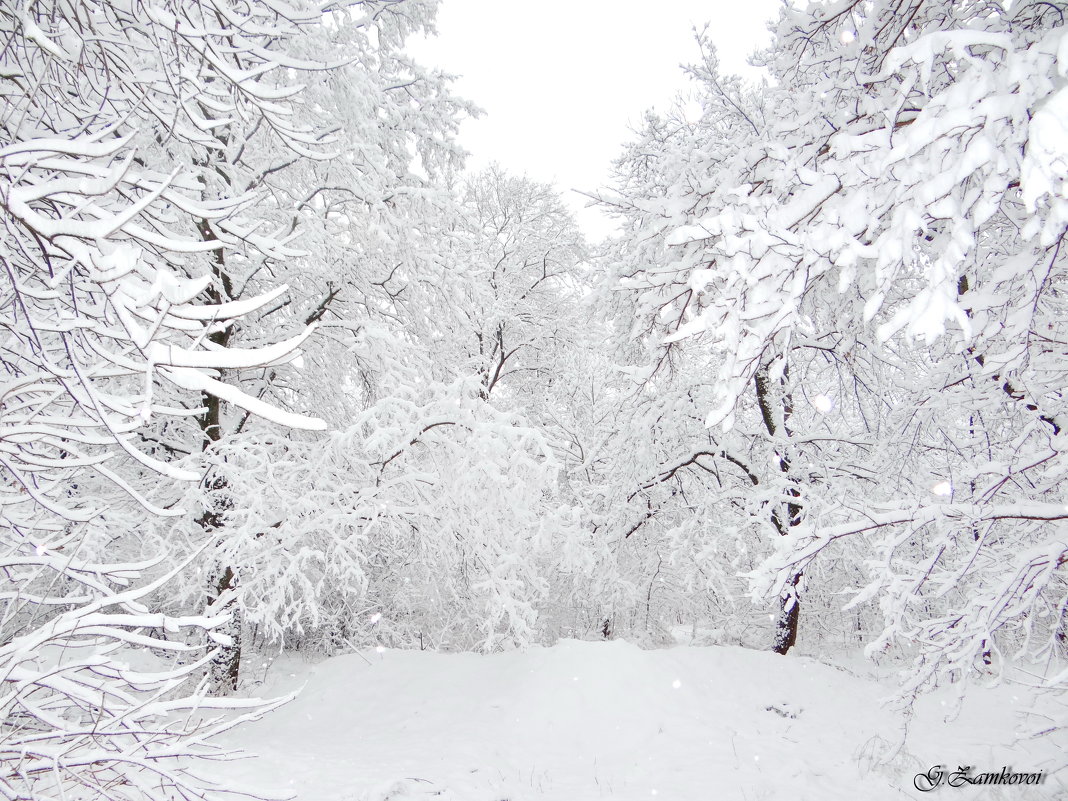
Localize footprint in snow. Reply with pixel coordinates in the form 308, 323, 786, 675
764, 702, 801, 719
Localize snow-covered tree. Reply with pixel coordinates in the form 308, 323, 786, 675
0, 0, 365, 795
146, 166, 595, 656
68, 0, 480, 689
441, 167, 588, 399
605, 0, 1068, 701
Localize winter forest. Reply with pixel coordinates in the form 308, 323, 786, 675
2, 0, 1068, 798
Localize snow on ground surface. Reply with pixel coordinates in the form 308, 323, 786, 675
213, 640, 1066, 801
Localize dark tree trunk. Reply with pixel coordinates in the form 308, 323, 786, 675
198, 440, 241, 694
773, 572, 801, 655
755, 360, 803, 655
196, 219, 242, 693
207, 565, 242, 692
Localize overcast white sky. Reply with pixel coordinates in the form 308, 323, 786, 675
409, 0, 783, 238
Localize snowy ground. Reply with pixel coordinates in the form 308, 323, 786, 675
212, 640, 1066, 801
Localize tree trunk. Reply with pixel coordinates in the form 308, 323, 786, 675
207, 565, 242, 692
755, 360, 803, 655
195, 216, 243, 694
773, 572, 801, 655
198, 447, 241, 694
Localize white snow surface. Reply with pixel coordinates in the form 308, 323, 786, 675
214, 640, 1065, 800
